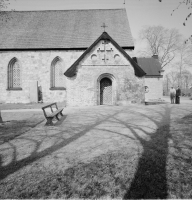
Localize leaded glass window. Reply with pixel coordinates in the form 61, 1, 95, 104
7, 58, 22, 89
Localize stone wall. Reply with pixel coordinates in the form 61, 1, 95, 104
0, 46, 151, 106
144, 77, 163, 100
66, 40, 145, 106
0, 50, 83, 103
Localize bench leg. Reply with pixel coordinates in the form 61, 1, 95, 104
45, 118, 54, 126
56, 114, 60, 121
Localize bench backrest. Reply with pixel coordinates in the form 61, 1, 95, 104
42, 102, 58, 118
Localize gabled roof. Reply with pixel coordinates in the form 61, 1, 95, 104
64, 32, 146, 78
133, 57, 162, 76
0, 9, 134, 49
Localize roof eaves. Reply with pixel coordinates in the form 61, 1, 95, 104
1, 8, 125, 13
122, 46, 134, 50
0, 48, 87, 51
145, 75, 163, 78
0, 47, 134, 51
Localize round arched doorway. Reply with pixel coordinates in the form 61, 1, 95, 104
100, 77, 112, 105
96, 73, 116, 105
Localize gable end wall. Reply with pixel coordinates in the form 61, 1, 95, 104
66, 41, 145, 106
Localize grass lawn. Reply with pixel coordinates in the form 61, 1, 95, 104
0, 113, 44, 144
0, 106, 192, 199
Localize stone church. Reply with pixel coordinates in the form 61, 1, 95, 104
0, 9, 163, 106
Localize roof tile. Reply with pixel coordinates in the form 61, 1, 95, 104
0, 9, 134, 49
133, 57, 162, 76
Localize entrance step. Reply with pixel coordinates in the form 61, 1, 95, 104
145, 99, 167, 105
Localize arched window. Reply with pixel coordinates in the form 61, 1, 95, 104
7, 57, 22, 90
50, 57, 65, 90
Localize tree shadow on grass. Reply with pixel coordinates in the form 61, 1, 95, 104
0, 119, 45, 144
1, 104, 190, 199
0, 112, 68, 144
0, 109, 123, 182
122, 105, 172, 199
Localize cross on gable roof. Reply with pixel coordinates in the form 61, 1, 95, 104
0, 9, 134, 49
101, 23, 108, 32
64, 32, 146, 78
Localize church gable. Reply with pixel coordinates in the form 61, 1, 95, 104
81, 40, 130, 66
64, 32, 146, 78
65, 32, 146, 107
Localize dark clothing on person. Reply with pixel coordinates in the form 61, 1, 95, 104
176, 88, 181, 104
175, 95, 180, 104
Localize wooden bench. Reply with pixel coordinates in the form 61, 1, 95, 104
42, 102, 64, 126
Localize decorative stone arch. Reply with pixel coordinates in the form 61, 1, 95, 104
96, 73, 117, 105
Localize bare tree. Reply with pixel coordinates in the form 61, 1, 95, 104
0, 0, 10, 10
139, 0, 192, 42
164, 70, 192, 95
174, 41, 192, 86
171, 0, 192, 25
159, 0, 192, 43
138, 26, 182, 69
165, 71, 178, 88
181, 70, 192, 92
0, 0, 15, 21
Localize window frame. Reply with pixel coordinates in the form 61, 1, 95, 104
7, 57, 22, 91
50, 56, 66, 90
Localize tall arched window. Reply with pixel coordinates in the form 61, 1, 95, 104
7, 57, 22, 90
50, 57, 65, 90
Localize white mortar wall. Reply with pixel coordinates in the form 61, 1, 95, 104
0, 50, 83, 103
66, 41, 144, 106
145, 77, 163, 101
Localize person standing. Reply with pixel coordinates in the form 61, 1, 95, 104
170, 86, 176, 104
176, 86, 181, 104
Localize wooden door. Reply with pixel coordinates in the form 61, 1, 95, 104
100, 78, 112, 105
